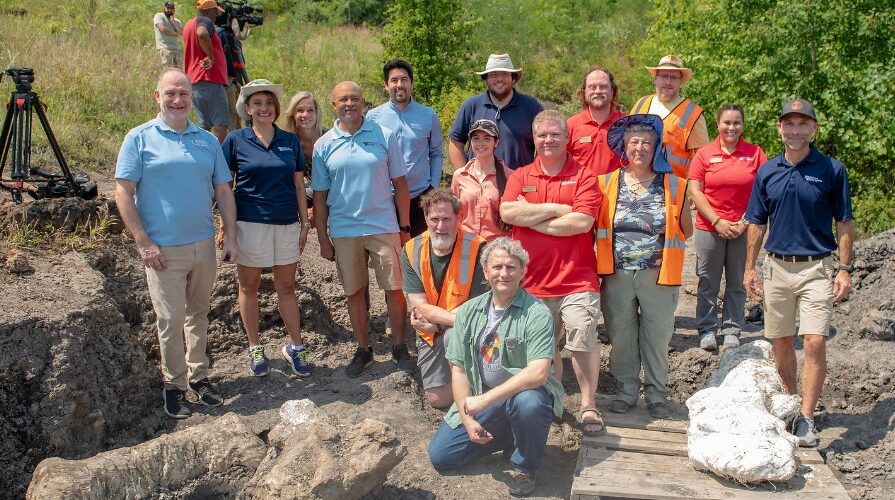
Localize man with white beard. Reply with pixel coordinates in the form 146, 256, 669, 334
402, 188, 488, 408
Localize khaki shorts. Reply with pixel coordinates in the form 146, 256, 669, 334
540, 290, 601, 352
763, 255, 834, 338
332, 233, 402, 295
236, 221, 301, 268
157, 47, 183, 69
416, 328, 452, 390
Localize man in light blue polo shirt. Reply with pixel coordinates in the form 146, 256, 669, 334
312, 81, 413, 378
115, 68, 238, 420
367, 59, 444, 236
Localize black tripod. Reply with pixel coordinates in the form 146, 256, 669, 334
0, 67, 96, 204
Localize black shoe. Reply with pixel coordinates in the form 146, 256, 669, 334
391, 343, 416, 372
163, 387, 191, 419
346, 347, 374, 378
609, 399, 632, 414
648, 401, 669, 419
188, 378, 223, 407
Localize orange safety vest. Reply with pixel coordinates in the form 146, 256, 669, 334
594, 170, 687, 285
631, 96, 703, 179
403, 229, 484, 346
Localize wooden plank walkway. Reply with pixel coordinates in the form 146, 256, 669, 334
571, 396, 850, 499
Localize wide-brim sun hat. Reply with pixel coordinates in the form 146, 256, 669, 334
237, 79, 283, 121
647, 55, 693, 84
607, 114, 672, 174
475, 53, 522, 76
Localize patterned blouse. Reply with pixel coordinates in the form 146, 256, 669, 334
612, 171, 666, 270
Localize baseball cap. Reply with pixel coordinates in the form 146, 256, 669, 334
779, 98, 817, 121
468, 119, 499, 139
164, 1, 175, 7
196, 0, 224, 12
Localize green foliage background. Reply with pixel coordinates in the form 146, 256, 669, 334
0, 0, 892, 235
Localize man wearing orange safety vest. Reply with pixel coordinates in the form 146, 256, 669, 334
402, 188, 487, 409
630, 55, 709, 179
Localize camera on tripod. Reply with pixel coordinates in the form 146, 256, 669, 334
0, 67, 98, 204
215, 0, 263, 30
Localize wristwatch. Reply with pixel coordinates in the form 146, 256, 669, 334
399, 225, 412, 234
837, 263, 853, 272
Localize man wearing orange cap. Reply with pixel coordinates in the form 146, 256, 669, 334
183, 0, 230, 143
630, 55, 709, 179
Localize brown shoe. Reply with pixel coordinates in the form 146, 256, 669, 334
508, 470, 536, 497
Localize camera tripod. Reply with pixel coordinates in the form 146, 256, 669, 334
0, 67, 97, 204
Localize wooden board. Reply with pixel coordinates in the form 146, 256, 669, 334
573, 398, 848, 499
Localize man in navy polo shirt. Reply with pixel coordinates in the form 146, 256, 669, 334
367, 59, 444, 236
743, 98, 854, 448
448, 53, 543, 171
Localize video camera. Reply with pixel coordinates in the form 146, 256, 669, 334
215, 0, 263, 30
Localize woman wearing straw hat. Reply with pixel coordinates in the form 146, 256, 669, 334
222, 79, 312, 379
594, 114, 693, 419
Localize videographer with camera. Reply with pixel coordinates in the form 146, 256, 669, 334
153, 1, 183, 69
183, 0, 230, 143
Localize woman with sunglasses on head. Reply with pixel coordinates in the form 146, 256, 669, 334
450, 119, 512, 241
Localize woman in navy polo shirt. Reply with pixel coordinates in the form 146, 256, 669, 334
222, 79, 312, 378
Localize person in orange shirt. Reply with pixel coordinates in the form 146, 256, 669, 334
567, 66, 626, 175
451, 119, 512, 241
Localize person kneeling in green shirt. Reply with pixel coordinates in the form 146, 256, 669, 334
427, 237, 564, 497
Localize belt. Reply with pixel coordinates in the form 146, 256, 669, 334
768, 252, 831, 263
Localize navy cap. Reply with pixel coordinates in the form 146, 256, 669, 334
780, 99, 817, 121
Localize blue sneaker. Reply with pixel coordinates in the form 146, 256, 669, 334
248, 345, 270, 377
282, 343, 312, 377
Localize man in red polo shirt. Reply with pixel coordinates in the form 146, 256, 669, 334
567, 66, 626, 176
500, 109, 604, 434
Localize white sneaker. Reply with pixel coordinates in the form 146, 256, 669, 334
722, 335, 741, 349
699, 333, 717, 351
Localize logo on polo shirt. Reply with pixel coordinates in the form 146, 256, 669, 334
804, 175, 823, 183
277, 146, 293, 152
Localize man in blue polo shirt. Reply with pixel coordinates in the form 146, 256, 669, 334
115, 68, 238, 419
367, 59, 444, 237
312, 81, 413, 378
743, 98, 854, 448
448, 53, 543, 171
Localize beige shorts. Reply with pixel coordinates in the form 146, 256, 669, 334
236, 221, 301, 268
157, 47, 183, 69
540, 290, 601, 352
332, 233, 402, 295
763, 255, 834, 338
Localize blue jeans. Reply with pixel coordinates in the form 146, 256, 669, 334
428, 387, 554, 475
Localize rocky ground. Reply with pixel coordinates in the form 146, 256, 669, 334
1, 197, 893, 499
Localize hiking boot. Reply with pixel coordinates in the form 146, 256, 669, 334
163, 387, 191, 419
248, 345, 270, 377
507, 470, 537, 497
609, 399, 632, 414
699, 333, 718, 351
282, 343, 312, 377
722, 334, 741, 349
346, 346, 374, 378
648, 401, 670, 419
391, 343, 416, 372
189, 378, 223, 407
793, 414, 819, 447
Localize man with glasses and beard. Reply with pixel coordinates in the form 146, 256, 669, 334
448, 53, 543, 171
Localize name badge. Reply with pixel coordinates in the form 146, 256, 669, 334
522, 185, 537, 192
579, 135, 592, 144
709, 156, 723, 164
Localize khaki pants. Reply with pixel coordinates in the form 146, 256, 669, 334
157, 47, 183, 69
601, 268, 679, 405
226, 81, 242, 132
145, 238, 217, 389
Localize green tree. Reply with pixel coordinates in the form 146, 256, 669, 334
637, 0, 895, 235
381, 0, 478, 103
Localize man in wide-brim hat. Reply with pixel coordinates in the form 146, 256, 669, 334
448, 53, 543, 172
629, 55, 709, 179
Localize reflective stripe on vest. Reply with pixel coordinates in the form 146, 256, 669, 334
595, 170, 688, 285
403, 229, 484, 346
630, 96, 703, 179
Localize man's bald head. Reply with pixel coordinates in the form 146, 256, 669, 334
331, 81, 365, 126
331, 81, 362, 101
157, 68, 191, 92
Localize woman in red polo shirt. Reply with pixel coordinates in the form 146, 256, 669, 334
451, 119, 512, 241
688, 104, 767, 351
